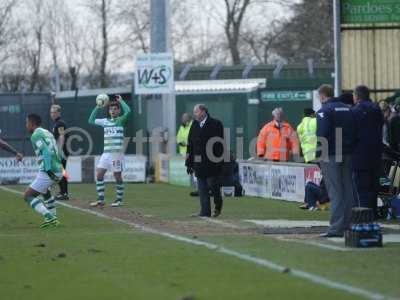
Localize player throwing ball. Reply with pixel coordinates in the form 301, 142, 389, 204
89, 95, 131, 208
24, 114, 62, 228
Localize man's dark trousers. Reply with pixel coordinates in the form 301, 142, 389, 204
197, 176, 223, 217
59, 158, 68, 195
352, 169, 380, 216
305, 182, 327, 208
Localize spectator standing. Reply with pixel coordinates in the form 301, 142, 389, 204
257, 107, 299, 162
297, 108, 317, 163
176, 113, 193, 156
186, 104, 225, 218
337, 93, 354, 107
50, 104, 70, 201
316, 84, 356, 238
388, 99, 400, 153
380, 101, 399, 173
352, 85, 384, 217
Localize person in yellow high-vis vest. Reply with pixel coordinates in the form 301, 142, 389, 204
176, 113, 193, 155
297, 108, 317, 163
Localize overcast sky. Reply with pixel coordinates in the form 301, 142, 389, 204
64, 0, 295, 72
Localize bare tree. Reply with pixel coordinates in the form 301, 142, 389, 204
116, 0, 150, 53
86, 0, 114, 88
222, 0, 252, 65
267, 0, 334, 64
62, 12, 86, 90
242, 19, 290, 64
22, 0, 46, 91
0, 0, 19, 65
206, 0, 289, 65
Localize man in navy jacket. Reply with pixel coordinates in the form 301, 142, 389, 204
351, 85, 383, 217
316, 84, 356, 237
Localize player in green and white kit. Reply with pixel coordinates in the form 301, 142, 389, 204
89, 95, 131, 207
24, 114, 62, 228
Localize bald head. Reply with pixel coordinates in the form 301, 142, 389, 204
193, 104, 208, 122
272, 107, 284, 122
181, 113, 192, 125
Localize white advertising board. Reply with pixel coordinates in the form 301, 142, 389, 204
0, 156, 82, 184
134, 53, 174, 95
94, 155, 146, 183
239, 161, 319, 202
239, 163, 271, 198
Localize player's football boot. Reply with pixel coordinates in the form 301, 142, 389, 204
55, 193, 69, 201
90, 201, 105, 208
110, 201, 123, 207
40, 214, 60, 229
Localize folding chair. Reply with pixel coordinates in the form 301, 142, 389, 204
391, 167, 400, 195
377, 164, 400, 219
379, 163, 398, 195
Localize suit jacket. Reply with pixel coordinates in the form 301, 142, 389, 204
186, 115, 225, 178
351, 99, 383, 170
316, 98, 356, 156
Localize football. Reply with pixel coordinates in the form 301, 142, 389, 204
96, 94, 109, 107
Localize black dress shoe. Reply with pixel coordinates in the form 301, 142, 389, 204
319, 232, 344, 238
190, 213, 211, 218
189, 191, 199, 197
212, 209, 221, 218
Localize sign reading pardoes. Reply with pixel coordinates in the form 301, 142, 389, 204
134, 53, 174, 95
341, 0, 400, 24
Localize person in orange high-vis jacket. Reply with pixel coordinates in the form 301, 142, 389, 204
257, 107, 299, 161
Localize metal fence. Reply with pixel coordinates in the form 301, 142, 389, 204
0, 93, 52, 157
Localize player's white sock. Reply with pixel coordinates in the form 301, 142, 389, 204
27, 197, 51, 216
116, 183, 124, 202
96, 180, 105, 202
44, 194, 57, 216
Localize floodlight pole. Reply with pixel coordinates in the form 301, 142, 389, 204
150, 0, 176, 155
333, 0, 342, 97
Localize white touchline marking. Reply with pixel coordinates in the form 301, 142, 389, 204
276, 237, 350, 252
201, 218, 354, 251
245, 219, 399, 231
245, 219, 330, 228
0, 231, 135, 238
0, 185, 397, 300
200, 217, 243, 229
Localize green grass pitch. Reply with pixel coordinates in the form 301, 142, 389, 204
0, 183, 399, 300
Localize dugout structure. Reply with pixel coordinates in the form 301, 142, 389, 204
130, 63, 332, 161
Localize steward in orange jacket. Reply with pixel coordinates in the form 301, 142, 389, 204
256, 108, 299, 161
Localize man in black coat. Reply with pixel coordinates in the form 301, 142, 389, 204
352, 85, 384, 217
186, 104, 226, 217
50, 104, 70, 200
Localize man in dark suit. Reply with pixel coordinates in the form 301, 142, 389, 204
352, 85, 384, 217
186, 104, 226, 218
